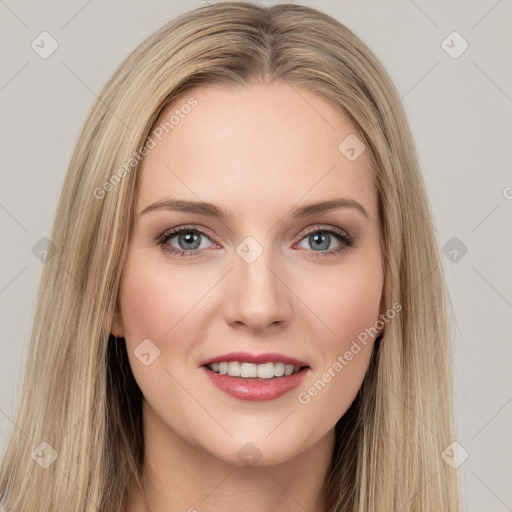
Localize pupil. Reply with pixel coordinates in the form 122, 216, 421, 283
180, 231, 200, 250
312, 233, 329, 250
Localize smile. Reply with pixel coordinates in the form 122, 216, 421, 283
205, 361, 304, 379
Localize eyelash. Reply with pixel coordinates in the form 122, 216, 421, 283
157, 224, 356, 259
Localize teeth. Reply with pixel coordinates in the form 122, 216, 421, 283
240, 362, 257, 377
274, 362, 285, 377
257, 362, 274, 379
206, 361, 304, 379
228, 361, 241, 377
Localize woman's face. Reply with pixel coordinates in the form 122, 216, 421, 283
112, 81, 384, 467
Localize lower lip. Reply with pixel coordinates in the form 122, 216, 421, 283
201, 366, 309, 401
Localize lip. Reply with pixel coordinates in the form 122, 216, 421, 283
201, 365, 310, 401
199, 351, 309, 368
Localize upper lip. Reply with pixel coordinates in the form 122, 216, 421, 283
200, 351, 309, 368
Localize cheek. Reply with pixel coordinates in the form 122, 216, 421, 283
120, 273, 168, 340
117, 258, 206, 405
329, 276, 382, 341
301, 256, 383, 346
294, 256, 383, 412
118, 256, 210, 341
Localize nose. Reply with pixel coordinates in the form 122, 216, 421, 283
223, 241, 292, 333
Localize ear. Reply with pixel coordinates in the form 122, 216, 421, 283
110, 305, 125, 338
377, 298, 387, 337
377, 258, 386, 337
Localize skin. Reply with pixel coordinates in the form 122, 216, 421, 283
112, 80, 385, 512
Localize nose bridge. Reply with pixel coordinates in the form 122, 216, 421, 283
225, 234, 290, 328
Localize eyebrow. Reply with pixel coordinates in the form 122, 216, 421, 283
140, 197, 370, 220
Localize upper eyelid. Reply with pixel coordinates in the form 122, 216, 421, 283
300, 224, 350, 237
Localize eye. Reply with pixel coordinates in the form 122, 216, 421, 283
157, 224, 355, 258
158, 225, 216, 257
295, 226, 355, 257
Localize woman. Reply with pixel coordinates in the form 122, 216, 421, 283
0, 2, 460, 511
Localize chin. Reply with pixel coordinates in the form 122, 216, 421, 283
202, 427, 312, 469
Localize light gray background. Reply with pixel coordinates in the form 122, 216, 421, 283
1, 1, 511, 510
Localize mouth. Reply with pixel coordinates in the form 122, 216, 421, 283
204, 361, 308, 380
200, 353, 311, 401
200, 351, 311, 401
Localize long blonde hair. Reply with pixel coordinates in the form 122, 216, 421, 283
0, 2, 460, 511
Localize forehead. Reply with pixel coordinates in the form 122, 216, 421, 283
136, 81, 377, 221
